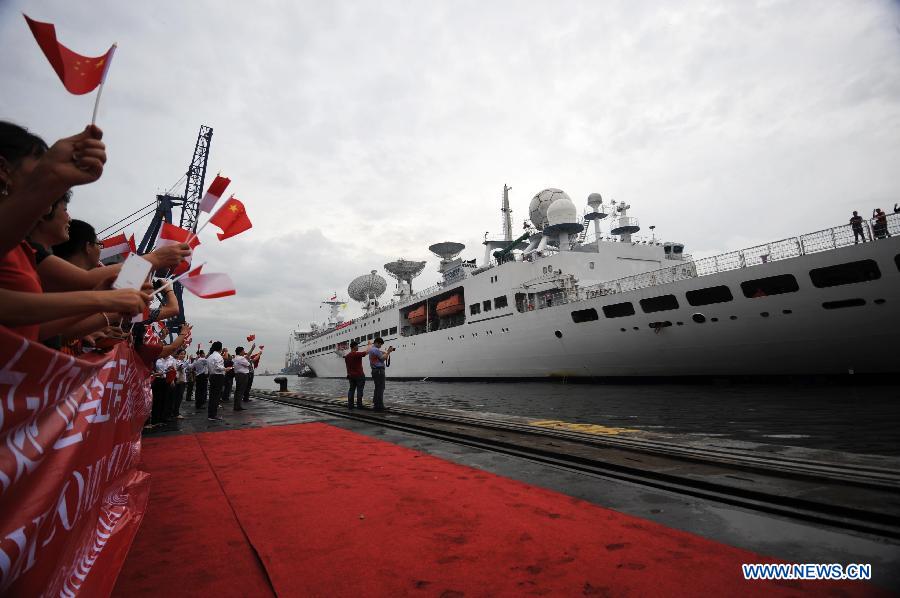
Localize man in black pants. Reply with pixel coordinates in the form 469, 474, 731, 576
343, 340, 370, 408
206, 341, 226, 421
194, 350, 209, 408
367, 337, 395, 411
232, 347, 252, 411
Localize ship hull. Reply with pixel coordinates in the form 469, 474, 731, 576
302, 238, 900, 379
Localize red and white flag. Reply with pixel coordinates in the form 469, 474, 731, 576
179, 265, 236, 299
199, 175, 231, 214
143, 322, 161, 346
99, 233, 135, 260
247, 334, 256, 342
158, 222, 200, 275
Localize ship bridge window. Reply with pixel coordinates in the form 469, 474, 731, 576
494, 295, 508, 309
571, 308, 599, 323
470, 303, 481, 315
809, 259, 881, 288
389, 326, 397, 335
483, 300, 492, 312
686, 285, 733, 306
381, 329, 388, 337
602, 302, 636, 318
740, 274, 799, 298
367, 333, 374, 340
639, 294, 679, 313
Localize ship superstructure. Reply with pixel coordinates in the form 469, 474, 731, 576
292, 186, 900, 379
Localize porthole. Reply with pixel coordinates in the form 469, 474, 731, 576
676, 322, 684, 326
692, 313, 706, 323
554, 330, 563, 338
710, 317, 719, 322
632, 327, 639, 331
782, 309, 792, 314
729, 315, 737, 320
874, 299, 886, 305
620, 328, 626, 332
760, 312, 770, 317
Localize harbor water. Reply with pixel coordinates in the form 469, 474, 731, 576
254, 375, 900, 457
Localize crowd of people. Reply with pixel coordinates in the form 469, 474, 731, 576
0, 120, 256, 431
149, 341, 261, 427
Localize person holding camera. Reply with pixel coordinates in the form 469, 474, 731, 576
368, 337, 395, 412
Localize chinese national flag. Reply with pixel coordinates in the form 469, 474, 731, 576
208, 196, 252, 241
24, 15, 115, 95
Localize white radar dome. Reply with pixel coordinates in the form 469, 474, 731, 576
546, 196, 578, 226
528, 188, 570, 230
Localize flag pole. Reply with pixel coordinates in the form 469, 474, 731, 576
91, 43, 117, 126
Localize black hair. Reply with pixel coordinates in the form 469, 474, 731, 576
42, 190, 72, 221
210, 341, 223, 353
374, 337, 384, 344
0, 121, 49, 165
235, 346, 245, 355
197, 350, 206, 356
52, 218, 95, 259
350, 340, 359, 348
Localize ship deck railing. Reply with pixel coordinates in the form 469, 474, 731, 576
581, 212, 900, 299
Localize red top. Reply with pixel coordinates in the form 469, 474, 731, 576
344, 350, 367, 378
0, 242, 43, 341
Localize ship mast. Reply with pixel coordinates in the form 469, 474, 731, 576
501, 184, 513, 242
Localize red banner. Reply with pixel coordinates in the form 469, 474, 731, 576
0, 326, 152, 596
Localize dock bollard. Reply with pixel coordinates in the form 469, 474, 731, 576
273, 376, 288, 392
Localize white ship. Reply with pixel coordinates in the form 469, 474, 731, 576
295, 186, 899, 379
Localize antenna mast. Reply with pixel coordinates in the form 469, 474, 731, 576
501, 184, 512, 242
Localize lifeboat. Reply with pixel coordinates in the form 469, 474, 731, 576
436, 294, 465, 318
407, 305, 427, 325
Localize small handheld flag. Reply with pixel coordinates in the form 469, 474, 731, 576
24, 14, 115, 95
208, 196, 252, 241
179, 265, 236, 299
199, 175, 231, 214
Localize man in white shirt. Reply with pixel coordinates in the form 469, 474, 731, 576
232, 346, 252, 411
193, 350, 209, 408
206, 341, 226, 421
151, 354, 177, 426
171, 349, 189, 420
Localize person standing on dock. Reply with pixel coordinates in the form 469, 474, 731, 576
232, 347, 251, 411
194, 350, 209, 408
849, 211, 866, 244
368, 337, 395, 412
343, 340, 371, 409
207, 341, 226, 421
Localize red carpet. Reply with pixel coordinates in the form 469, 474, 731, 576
116, 423, 878, 597
112, 434, 273, 597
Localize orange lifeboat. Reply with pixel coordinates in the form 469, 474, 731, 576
407, 305, 426, 325
436, 295, 464, 318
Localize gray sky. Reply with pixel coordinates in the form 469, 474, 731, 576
3, 0, 899, 371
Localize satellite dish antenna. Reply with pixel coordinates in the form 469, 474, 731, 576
428, 242, 465, 261
347, 270, 387, 312
384, 258, 426, 296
